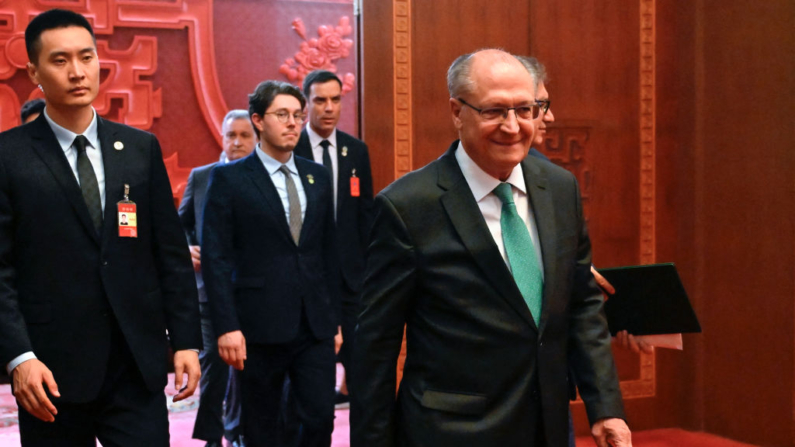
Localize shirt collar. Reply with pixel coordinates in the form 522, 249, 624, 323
306, 124, 337, 150
255, 144, 298, 175
43, 107, 99, 153
455, 141, 527, 202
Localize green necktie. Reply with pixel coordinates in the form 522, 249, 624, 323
493, 182, 543, 325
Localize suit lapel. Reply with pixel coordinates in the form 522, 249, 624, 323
522, 157, 556, 334
295, 158, 318, 244
437, 145, 537, 330
29, 116, 100, 246
335, 132, 351, 213
98, 118, 122, 247
242, 153, 294, 243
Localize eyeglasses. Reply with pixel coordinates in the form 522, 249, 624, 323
458, 98, 541, 122
536, 99, 551, 116
264, 110, 306, 124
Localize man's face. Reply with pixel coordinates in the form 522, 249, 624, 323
307, 80, 342, 138
26, 26, 99, 111
252, 94, 303, 159
222, 118, 256, 161
451, 53, 537, 180
533, 82, 555, 147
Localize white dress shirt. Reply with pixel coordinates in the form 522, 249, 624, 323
7, 107, 105, 374
306, 125, 338, 213
255, 144, 307, 223
454, 141, 544, 276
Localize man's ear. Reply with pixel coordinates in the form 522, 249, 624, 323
251, 114, 264, 133
26, 62, 39, 86
450, 97, 463, 130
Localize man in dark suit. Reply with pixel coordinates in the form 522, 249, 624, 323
179, 109, 255, 447
351, 49, 632, 447
202, 80, 340, 447
0, 9, 201, 446
294, 70, 374, 406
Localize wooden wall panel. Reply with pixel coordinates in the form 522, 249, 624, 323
410, 0, 532, 170
690, 1, 795, 444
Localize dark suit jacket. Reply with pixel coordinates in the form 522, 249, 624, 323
178, 162, 217, 303
0, 115, 201, 402
201, 153, 340, 344
294, 129, 374, 295
351, 142, 624, 447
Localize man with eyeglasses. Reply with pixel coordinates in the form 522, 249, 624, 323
351, 49, 631, 447
202, 80, 340, 447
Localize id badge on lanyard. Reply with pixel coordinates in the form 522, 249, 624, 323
118, 183, 137, 238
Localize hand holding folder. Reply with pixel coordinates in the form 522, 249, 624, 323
596, 263, 701, 350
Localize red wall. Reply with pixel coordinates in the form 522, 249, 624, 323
0, 0, 358, 201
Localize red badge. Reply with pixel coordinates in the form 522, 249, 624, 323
350, 169, 360, 197
118, 184, 138, 238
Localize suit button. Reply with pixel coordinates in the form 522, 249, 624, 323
102, 261, 108, 266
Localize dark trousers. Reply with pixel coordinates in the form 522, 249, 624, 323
337, 286, 360, 388
17, 323, 169, 447
193, 302, 242, 442
241, 318, 335, 447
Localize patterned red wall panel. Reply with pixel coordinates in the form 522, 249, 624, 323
0, 0, 358, 202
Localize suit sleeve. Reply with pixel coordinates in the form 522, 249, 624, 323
0, 152, 33, 365
178, 169, 197, 245
201, 167, 239, 336
351, 193, 417, 447
356, 143, 375, 253
147, 137, 201, 351
567, 178, 626, 424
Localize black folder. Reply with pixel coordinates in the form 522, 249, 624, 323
597, 263, 701, 336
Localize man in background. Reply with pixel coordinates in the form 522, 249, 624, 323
294, 69, 374, 408
20, 98, 45, 124
203, 81, 340, 447
179, 109, 255, 447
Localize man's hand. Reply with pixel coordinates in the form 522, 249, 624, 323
615, 330, 654, 354
334, 325, 343, 355
218, 330, 246, 370
591, 266, 615, 295
172, 350, 201, 402
591, 417, 632, 447
189, 245, 201, 272
12, 359, 59, 422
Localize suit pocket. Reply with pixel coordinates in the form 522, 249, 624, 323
420, 389, 487, 415
233, 276, 267, 289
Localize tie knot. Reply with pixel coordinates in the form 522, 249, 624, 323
278, 165, 292, 177
320, 139, 331, 150
73, 135, 90, 154
493, 182, 514, 204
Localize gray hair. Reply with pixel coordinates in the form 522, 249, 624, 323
447, 53, 476, 98
447, 49, 535, 98
221, 109, 252, 133
515, 55, 547, 88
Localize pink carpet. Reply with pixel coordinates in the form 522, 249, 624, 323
0, 375, 754, 447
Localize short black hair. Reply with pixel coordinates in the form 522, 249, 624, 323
20, 98, 45, 123
25, 9, 96, 65
302, 70, 342, 98
248, 81, 306, 137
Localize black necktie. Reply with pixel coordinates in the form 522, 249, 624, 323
73, 135, 103, 232
320, 139, 332, 171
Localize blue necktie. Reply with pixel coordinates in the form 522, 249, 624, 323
493, 182, 543, 325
